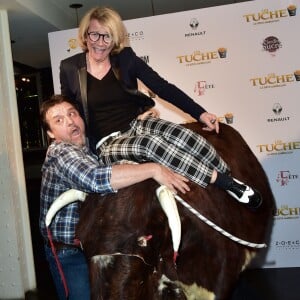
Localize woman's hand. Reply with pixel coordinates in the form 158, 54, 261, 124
199, 112, 219, 134
137, 108, 160, 120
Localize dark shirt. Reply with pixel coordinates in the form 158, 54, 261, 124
87, 69, 140, 141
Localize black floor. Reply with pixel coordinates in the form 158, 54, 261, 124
29, 262, 300, 300
231, 267, 300, 300
24, 150, 300, 300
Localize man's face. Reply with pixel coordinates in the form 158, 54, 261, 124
46, 101, 86, 147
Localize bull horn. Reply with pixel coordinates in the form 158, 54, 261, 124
45, 189, 87, 227
156, 186, 181, 260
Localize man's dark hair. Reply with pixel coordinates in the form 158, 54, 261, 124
40, 94, 80, 132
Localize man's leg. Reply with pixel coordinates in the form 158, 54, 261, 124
44, 246, 90, 300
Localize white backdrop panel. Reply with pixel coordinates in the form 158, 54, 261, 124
49, 0, 300, 268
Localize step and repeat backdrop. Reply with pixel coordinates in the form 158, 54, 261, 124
49, 0, 300, 268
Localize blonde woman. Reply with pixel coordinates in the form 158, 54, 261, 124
60, 7, 262, 209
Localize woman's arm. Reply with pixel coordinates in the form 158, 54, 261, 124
126, 47, 219, 132
55, 143, 189, 195
121, 47, 206, 120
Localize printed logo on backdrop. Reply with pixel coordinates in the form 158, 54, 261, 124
276, 170, 299, 186
257, 140, 300, 155
267, 103, 290, 123
218, 113, 234, 125
274, 240, 300, 251
250, 71, 299, 89
262, 36, 282, 56
189, 18, 199, 30
192, 81, 234, 125
243, 5, 297, 25
274, 205, 300, 220
294, 70, 300, 81
272, 103, 283, 116
185, 18, 206, 38
177, 47, 227, 66
194, 80, 215, 96
127, 30, 144, 42
67, 38, 78, 52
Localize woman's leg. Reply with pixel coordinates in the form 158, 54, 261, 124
98, 118, 262, 208
99, 134, 213, 188
129, 117, 229, 174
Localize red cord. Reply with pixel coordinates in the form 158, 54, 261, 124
47, 228, 69, 299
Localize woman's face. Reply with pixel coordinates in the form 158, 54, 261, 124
86, 19, 114, 62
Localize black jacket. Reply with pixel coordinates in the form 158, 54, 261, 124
60, 47, 206, 126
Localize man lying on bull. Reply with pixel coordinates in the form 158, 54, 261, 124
39, 94, 263, 300
39, 94, 190, 300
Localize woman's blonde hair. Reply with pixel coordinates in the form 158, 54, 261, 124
78, 6, 128, 54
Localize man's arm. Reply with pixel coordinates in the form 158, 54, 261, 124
55, 143, 189, 195
111, 162, 190, 194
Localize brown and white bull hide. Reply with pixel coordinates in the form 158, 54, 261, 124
76, 122, 275, 300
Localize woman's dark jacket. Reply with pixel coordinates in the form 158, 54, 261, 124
60, 47, 206, 129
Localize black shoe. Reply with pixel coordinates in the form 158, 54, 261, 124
227, 179, 262, 209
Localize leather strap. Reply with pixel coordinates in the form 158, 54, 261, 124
45, 239, 81, 251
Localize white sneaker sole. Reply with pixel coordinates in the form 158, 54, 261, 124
227, 179, 254, 204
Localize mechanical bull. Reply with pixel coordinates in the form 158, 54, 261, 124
50, 122, 275, 300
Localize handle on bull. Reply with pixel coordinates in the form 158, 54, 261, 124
45, 189, 87, 227
174, 194, 267, 249
156, 185, 181, 263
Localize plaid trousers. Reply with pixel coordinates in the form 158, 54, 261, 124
97, 117, 229, 188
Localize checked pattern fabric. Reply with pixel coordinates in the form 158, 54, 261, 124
97, 117, 229, 188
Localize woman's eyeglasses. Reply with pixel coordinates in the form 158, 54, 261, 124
87, 32, 112, 44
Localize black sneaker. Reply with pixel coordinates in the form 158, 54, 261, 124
226, 178, 262, 209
